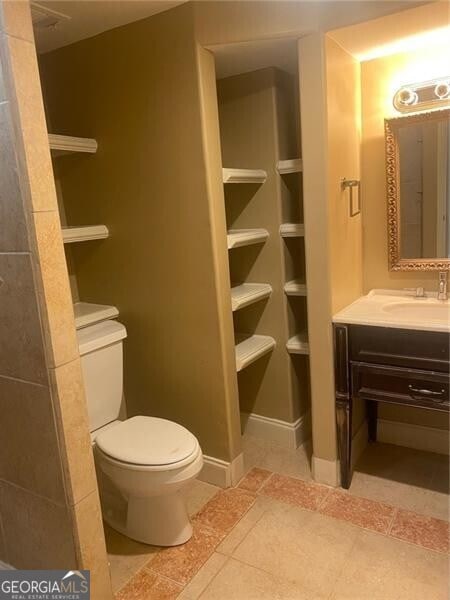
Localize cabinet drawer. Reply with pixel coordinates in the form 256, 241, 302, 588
349, 325, 449, 372
351, 362, 449, 412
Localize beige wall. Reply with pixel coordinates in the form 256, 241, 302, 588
36, 0, 444, 487
40, 3, 242, 463
326, 38, 362, 315
325, 37, 365, 435
299, 34, 363, 466
298, 34, 334, 464
361, 42, 450, 430
0, 2, 111, 594
361, 42, 450, 292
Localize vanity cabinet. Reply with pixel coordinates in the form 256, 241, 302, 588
334, 324, 449, 488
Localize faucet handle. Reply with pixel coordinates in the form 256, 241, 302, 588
438, 271, 448, 301
403, 287, 425, 297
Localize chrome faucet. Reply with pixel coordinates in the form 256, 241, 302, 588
437, 271, 448, 301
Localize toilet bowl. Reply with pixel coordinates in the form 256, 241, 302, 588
93, 416, 203, 546
76, 309, 203, 546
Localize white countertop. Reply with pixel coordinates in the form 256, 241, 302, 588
333, 289, 450, 333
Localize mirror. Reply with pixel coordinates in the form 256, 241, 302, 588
385, 108, 450, 270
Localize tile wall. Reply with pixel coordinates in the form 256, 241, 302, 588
0, 2, 112, 596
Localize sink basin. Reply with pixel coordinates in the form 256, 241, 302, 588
333, 289, 450, 332
382, 302, 450, 323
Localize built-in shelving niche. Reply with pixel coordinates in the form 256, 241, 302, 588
217, 63, 310, 432
48, 132, 110, 314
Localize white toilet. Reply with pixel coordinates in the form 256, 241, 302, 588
76, 312, 203, 547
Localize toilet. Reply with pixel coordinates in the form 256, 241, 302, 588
76, 312, 203, 547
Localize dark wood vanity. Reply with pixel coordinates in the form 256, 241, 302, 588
334, 323, 450, 489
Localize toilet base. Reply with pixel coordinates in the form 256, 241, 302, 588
105, 491, 193, 546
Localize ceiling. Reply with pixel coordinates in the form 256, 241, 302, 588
33, 0, 187, 53
213, 38, 299, 80
33, 0, 443, 59
330, 0, 449, 61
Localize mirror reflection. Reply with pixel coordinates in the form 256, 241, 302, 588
397, 116, 450, 259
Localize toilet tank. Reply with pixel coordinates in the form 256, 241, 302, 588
77, 320, 127, 433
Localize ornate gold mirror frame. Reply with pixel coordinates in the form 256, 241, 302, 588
385, 108, 450, 271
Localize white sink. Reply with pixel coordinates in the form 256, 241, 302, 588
382, 302, 450, 323
333, 290, 450, 333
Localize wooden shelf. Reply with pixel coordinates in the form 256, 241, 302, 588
231, 283, 272, 311
286, 332, 309, 355
73, 302, 119, 329
235, 334, 276, 372
49, 134, 98, 156
284, 279, 307, 296
227, 229, 269, 250
276, 159, 303, 174
280, 223, 305, 238
222, 168, 267, 184
62, 225, 109, 244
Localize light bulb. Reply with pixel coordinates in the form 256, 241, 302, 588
434, 82, 450, 99
397, 88, 418, 106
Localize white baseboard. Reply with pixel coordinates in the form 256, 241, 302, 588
240, 411, 311, 449
378, 419, 449, 455
312, 421, 367, 488
312, 455, 340, 487
199, 452, 245, 488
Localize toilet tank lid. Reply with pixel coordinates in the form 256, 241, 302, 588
77, 320, 127, 356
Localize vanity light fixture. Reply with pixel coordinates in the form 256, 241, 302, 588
393, 77, 450, 113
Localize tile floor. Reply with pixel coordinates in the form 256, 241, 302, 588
107, 438, 449, 599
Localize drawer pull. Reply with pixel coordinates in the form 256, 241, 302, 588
408, 385, 446, 400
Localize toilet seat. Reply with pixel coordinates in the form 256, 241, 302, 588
95, 415, 199, 470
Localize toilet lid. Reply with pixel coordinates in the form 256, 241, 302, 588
95, 416, 198, 466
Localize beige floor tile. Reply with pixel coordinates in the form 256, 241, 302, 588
184, 480, 219, 517
237, 467, 272, 492
430, 454, 449, 494
330, 530, 449, 600
260, 473, 330, 511
232, 502, 360, 597
200, 557, 326, 600
149, 522, 223, 586
350, 443, 449, 520
104, 523, 160, 592
355, 443, 439, 487
349, 473, 449, 521
178, 553, 228, 599
242, 435, 313, 481
216, 496, 290, 556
